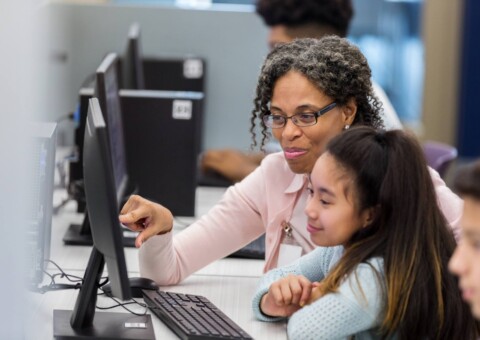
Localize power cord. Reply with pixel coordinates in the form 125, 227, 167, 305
31, 259, 108, 294
96, 288, 170, 319
31, 260, 83, 293
96, 292, 150, 317
31, 259, 154, 320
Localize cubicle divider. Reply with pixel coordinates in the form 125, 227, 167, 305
142, 57, 206, 94
120, 89, 204, 217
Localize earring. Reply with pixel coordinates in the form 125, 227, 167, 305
344, 124, 350, 130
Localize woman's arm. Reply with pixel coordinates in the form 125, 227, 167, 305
136, 165, 269, 285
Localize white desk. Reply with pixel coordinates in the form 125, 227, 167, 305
26, 271, 287, 340
31, 186, 287, 340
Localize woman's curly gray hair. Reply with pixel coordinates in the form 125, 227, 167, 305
250, 36, 384, 149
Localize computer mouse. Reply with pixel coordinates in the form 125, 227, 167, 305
102, 277, 159, 299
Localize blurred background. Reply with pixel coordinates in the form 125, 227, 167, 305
39, 0, 478, 155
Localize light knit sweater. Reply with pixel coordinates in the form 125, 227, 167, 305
252, 246, 388, 340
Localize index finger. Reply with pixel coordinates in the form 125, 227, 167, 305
120, 195, 143, 216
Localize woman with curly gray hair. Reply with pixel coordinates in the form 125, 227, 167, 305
250, 36, 383, 158
118, 37, 461, 287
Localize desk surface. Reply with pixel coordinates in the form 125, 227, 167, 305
27, 271, 287, 340
30, 186, 286, 340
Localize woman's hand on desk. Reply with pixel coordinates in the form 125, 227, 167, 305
260, 275, 321, 318
119, 195, 173, 248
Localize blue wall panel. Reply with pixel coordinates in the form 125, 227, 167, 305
457, 0, 480, 157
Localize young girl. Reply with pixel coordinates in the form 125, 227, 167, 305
252, 127, 479, 339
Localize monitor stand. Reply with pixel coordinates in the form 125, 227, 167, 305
63, 212, 136, 248
54, 310, 154, 340
53, 247, 155, 340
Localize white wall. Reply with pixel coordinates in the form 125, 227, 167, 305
48, 2, 269, 150
0, 1, 47, 338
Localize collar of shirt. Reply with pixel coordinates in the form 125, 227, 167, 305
284, 173, 309, 194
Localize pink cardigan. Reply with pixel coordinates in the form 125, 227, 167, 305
139, 152, 462, 285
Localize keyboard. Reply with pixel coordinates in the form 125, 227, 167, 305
143, 290, 253, 340
228, 234, 265, 260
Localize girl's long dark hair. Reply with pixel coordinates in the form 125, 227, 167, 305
320, 126, 479, 339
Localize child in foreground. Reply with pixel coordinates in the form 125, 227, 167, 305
252, 127, 479, 339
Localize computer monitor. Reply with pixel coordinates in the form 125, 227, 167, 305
63, 53, 135, 247
53, 98, 154, 340
122, 23, 145, 90
27, 122, 57, 286
95, 53, 129, 203
69, 85, 94, 213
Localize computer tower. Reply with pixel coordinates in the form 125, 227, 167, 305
120, 90, 204, 217
27, 122, 56, 285
142, 57, 205, 93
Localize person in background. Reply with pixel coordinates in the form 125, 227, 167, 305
252, 127, 479, 339
201, 0, 402, 183
119, 37, 462, 286
449, 160, 480, 320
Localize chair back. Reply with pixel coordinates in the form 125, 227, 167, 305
423, 141, 458, 178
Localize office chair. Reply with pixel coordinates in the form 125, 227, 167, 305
423, 141, 458, 178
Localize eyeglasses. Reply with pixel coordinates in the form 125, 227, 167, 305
263, 102, 337, 128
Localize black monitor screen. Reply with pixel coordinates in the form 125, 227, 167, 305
83, 98, 129, 297
95, 53, 128, 203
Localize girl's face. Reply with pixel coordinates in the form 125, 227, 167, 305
449, 196, 480, 319
270, 71, 356, 174
304, 152, 372, 247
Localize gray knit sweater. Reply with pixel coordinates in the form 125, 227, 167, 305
252, 246, 387, 340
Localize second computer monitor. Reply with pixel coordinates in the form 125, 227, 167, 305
95, 53, 129, 204
63, 53, 133, 247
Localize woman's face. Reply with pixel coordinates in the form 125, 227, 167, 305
449, 196, 480, 319
270, 70, 356, 174
304, 152, 371, 247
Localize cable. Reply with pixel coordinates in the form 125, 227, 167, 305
32, 260, 153, 320
96, 293, 150, 317
35, 282, 82, 294
45, 260, 83, 283
31, 259, 110, 294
